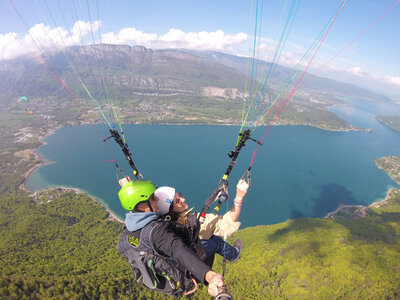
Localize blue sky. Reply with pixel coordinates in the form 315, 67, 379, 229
1, 0, 399, 97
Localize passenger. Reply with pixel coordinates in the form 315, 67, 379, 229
117, 179, 225, 298
155, 179, 249, 264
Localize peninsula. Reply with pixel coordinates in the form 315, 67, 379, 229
325, 155, 400, 219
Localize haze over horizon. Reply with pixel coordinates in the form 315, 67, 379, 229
1, 0, 399, 98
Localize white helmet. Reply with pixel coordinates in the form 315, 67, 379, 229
154, 186, 175, 215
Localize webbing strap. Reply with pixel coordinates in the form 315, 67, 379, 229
104, 128, 143, 179
208, 130, 260, 217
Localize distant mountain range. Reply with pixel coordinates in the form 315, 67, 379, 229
182, 49, 391, 103
0, 45, 245, 109
0, 44, 391, 110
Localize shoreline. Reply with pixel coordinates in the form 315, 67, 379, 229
20, 151, 42, 194
19, 124, 62, 194
19, 121, 384, 226
31, 186, 124, 223
19, 125, 124, 224
324, 188, 400, 219
68, 114, 367, 133
325, 155, 400, 219
108, 121, 365, 132
369, 188, 399, 208
20, 154, 55, 194
21, 163, 124, 223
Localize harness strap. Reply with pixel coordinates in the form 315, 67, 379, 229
104, 128, 143, 179
183, 279, 198, 296
199, 129, 261, 221
241, 167, 252, 187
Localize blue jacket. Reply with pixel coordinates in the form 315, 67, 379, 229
125, 211, 158, 231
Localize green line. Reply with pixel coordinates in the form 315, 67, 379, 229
251, 1, 348, 128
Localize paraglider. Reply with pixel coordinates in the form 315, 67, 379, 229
17, 96, 33, 114
7, 0, 400, 298
18, 96, 28, 103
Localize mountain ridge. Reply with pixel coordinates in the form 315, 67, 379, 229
182, 48, 391, 103
0, 44, 392, 106
0, 45, 246, 106
0, 44, 392, 130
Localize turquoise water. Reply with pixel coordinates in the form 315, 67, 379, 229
26, 98, 400, 227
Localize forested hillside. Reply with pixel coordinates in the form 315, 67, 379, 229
377, 115, 400, 132
1, 113, 400, 299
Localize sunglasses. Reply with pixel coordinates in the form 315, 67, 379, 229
173, 192, 184, 205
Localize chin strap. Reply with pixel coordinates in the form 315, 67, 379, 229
147, 200, 153, 212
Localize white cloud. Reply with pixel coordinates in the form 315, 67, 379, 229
347, 66, 367, 77
278, 51, 301, 66
384, 76, 400, 87
252, 43, 275, 61
324, 65, 400, 94
0, 32, 25, 60
258, 43, 274, 52
27, 21, 102, 50
101, 27, 157, 45
0, 21, 102, 60
160, 28, 186, 42
101, 27, 248, 51
343, 66, 400, 88
0, 23, 248, 61
324, 64, 340, 71
71, 20, 102, 44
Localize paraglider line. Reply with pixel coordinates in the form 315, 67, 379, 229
250, 0, 348, 167
301, 0, 400, 88
9, 0, 120, 167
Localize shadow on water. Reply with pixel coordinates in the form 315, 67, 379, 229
310, 183, 364, 218
290, 209, 307, 219
288, 183, 362, 220
308, 170, 318, 178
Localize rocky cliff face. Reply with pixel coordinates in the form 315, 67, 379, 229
0, 44, 246, 106
202, 87, 242, 99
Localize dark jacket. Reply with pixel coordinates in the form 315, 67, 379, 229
168, 212, 200, 246
167, 212, 214, 268
124, 211, 211, 284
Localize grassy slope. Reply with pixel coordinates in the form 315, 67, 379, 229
223, 193, 400, 299
3, 188, 399, 299
0, 191, 171, 300
1, 115, 400, 299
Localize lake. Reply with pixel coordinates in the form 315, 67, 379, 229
26, 97, 400, 227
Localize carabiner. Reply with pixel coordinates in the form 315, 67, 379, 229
240, 167, 251, 187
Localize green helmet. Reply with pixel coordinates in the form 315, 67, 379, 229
118, 180, 157, 211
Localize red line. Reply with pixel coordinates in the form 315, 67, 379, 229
250, 0, 348, 166
301, 0, 400, 87
9, 0, 118, 164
